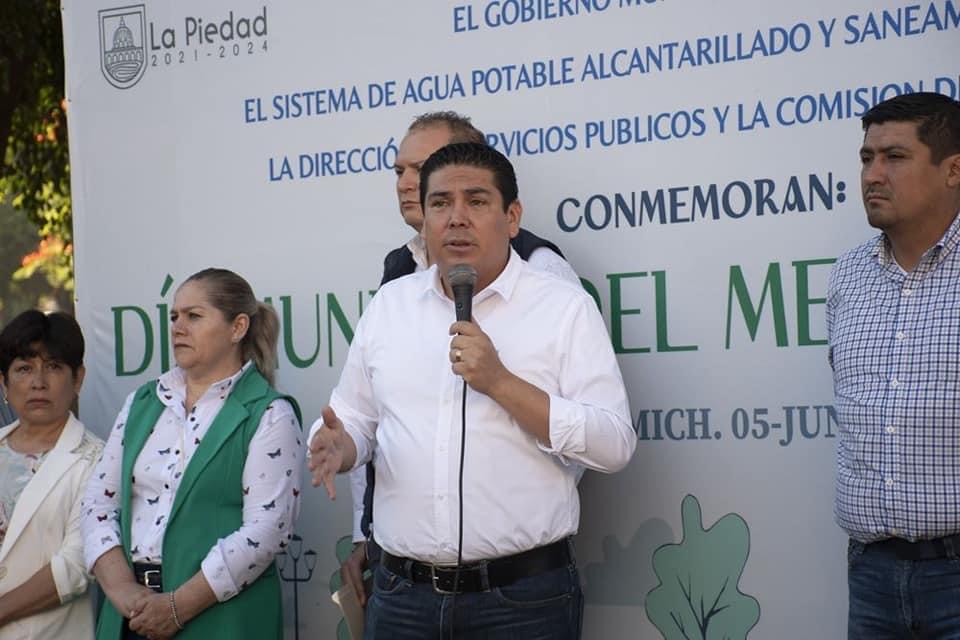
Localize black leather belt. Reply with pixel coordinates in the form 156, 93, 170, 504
381, 538, 571, 594
133, 562, 163, 591
870, 534, 960, 561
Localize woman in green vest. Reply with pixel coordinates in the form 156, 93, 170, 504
81, 268, 302, 640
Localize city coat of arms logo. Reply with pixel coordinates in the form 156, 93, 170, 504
99, 5, 146, 89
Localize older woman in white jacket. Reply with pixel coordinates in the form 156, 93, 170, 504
0, 311, 103, 640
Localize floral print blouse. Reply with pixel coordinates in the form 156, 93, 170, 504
81, 363, 303, 602
0, 437, 48, 546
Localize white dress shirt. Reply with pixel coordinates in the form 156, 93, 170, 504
348, 234, 584, 541
315, 250, 635, 563
82, 363, 303, 602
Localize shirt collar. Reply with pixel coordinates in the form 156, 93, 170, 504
871, 234, 897, 269
156, 361, 252, 408
422, 248, 524, 305
406, 233, 427, 271
936, 210, 960, 261
872, 210, 960, 269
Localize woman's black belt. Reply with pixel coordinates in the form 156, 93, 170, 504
132, 563, 163, 592
381, 538, 571, 594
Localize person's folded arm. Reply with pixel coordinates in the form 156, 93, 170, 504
81, 393, 132, 574
49, 440, 103, 606
90, 547, 153, 621
82, 395, 151, 616
140, 401, 304, 638
449, 289, 635, 472
0, 565, 60, 627
535, 295, 636, 472
199, 399, 303, 603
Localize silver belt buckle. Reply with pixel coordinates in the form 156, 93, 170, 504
430, 565, 457, 595
142, 569, 161, 589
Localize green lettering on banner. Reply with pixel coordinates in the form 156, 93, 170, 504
112, 306, 153, 376
793, 258, 835, 346
607, 271, 651, 354
725, 263, 788, 348
156, 302, 170, 371
280, 294, 321, 368
156, 274, 175, 372
653, 271, 697, 352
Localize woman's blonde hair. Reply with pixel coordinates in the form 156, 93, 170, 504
183, 268, 278, 385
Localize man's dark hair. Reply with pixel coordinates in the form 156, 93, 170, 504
862, 92, 960, 163
0, 310, 85, 379
419, 142, 518, 210
408, 111, 486, 145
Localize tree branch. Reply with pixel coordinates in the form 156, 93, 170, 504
700, 577, 732, 635
670, 611, 693, 640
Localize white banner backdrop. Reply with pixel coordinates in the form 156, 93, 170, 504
62, 1, 959, 637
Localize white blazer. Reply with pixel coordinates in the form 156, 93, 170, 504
0, 414, 103, 640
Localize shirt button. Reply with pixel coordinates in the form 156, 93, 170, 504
902, 288, 912, 296
895, 331, 906, 341
890, 378, 900, 389
885, 425, 896, 434
885, 478, 895, 487
890, 528, 899, 536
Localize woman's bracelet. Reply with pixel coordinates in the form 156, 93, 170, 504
168, 591, 184, 630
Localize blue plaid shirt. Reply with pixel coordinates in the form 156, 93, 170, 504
829, 212, 960, 542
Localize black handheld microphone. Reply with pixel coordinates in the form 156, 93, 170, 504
446, 264, 477, 636
448, 264, 477, 322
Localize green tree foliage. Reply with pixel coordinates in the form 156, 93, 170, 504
0, 201, 67, 325
0, 0, 73, 298
646, 495, 760, 640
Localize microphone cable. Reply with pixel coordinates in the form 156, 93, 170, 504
444, 264, 475, 638
447, 378, 468, 640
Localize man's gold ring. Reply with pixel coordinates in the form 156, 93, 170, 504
454, 349, 463, 363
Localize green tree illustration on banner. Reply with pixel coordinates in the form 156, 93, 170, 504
645, 495, 760, 640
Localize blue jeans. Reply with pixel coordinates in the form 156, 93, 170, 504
363, 562, 583, 639
848, 539, 960, 639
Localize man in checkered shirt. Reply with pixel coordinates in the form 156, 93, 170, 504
828, 92, 960, 638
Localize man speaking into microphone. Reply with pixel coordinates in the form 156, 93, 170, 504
308, 142, 635, 639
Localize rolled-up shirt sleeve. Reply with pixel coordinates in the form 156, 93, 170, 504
200, 399, 303, 602
81, 393, 133, 571
536, 296, 636, 472
53, 437, 103, 602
